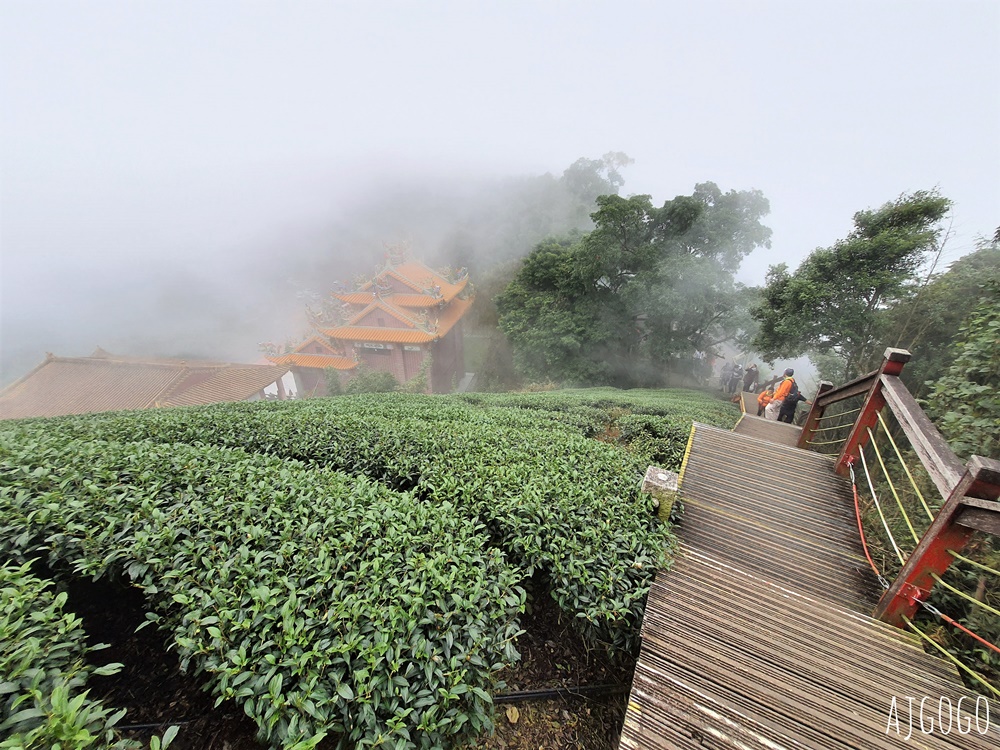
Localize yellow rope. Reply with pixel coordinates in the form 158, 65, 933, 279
902, 615, 1000, 698
814, 406, 863, 422
806, 437, 851, 447
867, 426, 920, 544
809, 421, 858, 433
930, 573, 1000, 619
876, 411, 935, 521
948, 550, 1000, 579
859, 444, 906, 564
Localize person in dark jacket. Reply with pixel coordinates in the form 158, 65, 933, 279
727, 363, 744, 394
778, 374, 809, 423
742, 363, 759, 392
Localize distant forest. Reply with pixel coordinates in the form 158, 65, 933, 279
454, 154, 998, 460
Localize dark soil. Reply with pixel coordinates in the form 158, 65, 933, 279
62, 575, 632, 749
65, 577, 261, 749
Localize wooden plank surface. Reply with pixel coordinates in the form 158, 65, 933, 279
619, 421, 994, 750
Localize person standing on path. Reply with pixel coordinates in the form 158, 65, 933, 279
764, 368, 795, 420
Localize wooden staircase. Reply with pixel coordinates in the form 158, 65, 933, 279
619, 421, 995, 749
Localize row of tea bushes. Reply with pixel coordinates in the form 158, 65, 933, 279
0, 561, 161, 749
0, 431, 523, 749
29, 395, 671, 653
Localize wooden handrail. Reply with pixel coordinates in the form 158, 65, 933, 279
815, 369, 879, 409
805, 347, 1000, 628
874, 457, 1000, 626
834, 349, 911, 474
879, 374, 964, 501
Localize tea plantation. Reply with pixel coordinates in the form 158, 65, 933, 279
0, 388, 736, 749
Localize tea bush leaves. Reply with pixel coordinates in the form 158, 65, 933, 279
0, 436, 522, 748
0, 561, 149, 749
1, 387, 736, 748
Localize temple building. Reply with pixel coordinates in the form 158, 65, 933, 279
267, 252, 472, 395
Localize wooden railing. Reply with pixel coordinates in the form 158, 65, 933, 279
797, 348, 1000, 627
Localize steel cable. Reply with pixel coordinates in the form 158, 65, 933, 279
902, 615, 1000, 698
858, 445, 906, 565
867, 426, 920, 544
930, 573, 1000, 620
948, 550, 1000, 579
875, 411, 935, 521
805, 437, 851, 447
807, 421, 858, 434
916, 599, 1000, 659
847, 458, 892, 588
813, 406, 863, 422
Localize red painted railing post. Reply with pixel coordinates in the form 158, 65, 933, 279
797, 381, 833, 449
835, 348, 911, 476
874, 457, 1000, 626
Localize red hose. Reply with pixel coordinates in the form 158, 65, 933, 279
848, 458, 883, 579
936, 609, 1000, 658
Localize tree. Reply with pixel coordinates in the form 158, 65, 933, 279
344, 368, 399, 394
924, 280, 1000, 461
561, 152, 633, 207
497, 183, 771, 387
323, 367, 343, 396
496, 236, 628, 385
884, 238, 1000, 394
751, 190, 952, 381
433, 153, 635, 275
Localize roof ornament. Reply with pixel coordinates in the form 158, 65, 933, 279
414, 310, 432, 332
384, 241, 410, 267
305, 294, 349, 327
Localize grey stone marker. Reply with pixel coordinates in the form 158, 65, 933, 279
642, 466, 679, 522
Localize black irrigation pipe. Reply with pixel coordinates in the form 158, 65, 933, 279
494, 683, 630, 703
116, 684, 632, 729
117, 715, 212, 732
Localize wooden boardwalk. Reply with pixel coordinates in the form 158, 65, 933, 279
619, 417, 995, 749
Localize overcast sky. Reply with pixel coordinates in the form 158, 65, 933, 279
2, 1, 997, 383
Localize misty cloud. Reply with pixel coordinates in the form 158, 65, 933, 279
2, 3, 997, 384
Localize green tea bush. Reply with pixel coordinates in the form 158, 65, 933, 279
0, 435, 522, 749
1, 387, 738, 747
0, 562, 151, 749
21, 395, 673, 653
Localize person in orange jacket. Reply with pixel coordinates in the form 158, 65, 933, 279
756, 386, 773, 416
764, 368, 795, 420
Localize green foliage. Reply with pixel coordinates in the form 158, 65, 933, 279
473, 333, 521, 393
497, 236, 627, 385
0, 437, 521, 749
323, 367, 343, 396
401, 353, 432, 395
560, 152, 632, 210
0, 562, 152, 749
752, 190, 951, 380
923, 280, 1000, 460
498, 185, 771, 387
0, 388, 737, 748
853, 430, 1000, 692
345, 368, 399, 395
436, 153, 633, 275
887, 239, 1000, 394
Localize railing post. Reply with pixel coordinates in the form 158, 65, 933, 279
797, 381, 833, 449
835, 348, 911, 476
874, 457, 1000, 626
